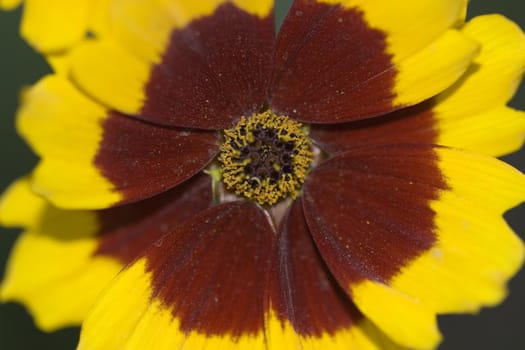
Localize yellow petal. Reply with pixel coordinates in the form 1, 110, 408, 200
435, 15, 525, 156
21, 0, 91, 52
0, 208, 122, 331
78, 202, 275, 349
70, 39, 149, 116
437, 106, 525, 157
266, 312, 407, 350
393, 29, 479, 107
391, 148, 525, 309
77, 259, 266, 350
319, 1, 474, 107
0, 0, 21, 10
321, 0, 467, 61
0, 177, 46, 228
355, 148, 525, 347
16, 75, 122, 208
352, 281, 440, 350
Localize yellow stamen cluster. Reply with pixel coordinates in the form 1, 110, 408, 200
219, 110, 313, 205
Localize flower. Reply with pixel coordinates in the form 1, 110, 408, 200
1, 0, 525, 349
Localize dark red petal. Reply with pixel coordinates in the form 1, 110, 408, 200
141, 3, 275, 130
310, 101, 438, 154
94, 173, 212, 263
94, 111, 219, 205
302, 145, 447, 285
145, 201, 275, 335
270, 199, 362, 336
270, 0, 395, 123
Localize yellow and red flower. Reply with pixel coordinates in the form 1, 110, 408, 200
1, 0, 525, 349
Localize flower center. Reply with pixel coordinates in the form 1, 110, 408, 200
219, 110, 313, 205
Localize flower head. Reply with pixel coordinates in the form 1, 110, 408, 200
1, 1, 525, 349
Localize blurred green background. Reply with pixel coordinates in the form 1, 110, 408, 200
1, 1, 525, 349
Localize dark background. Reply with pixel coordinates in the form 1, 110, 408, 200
1, 1, 524, 349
